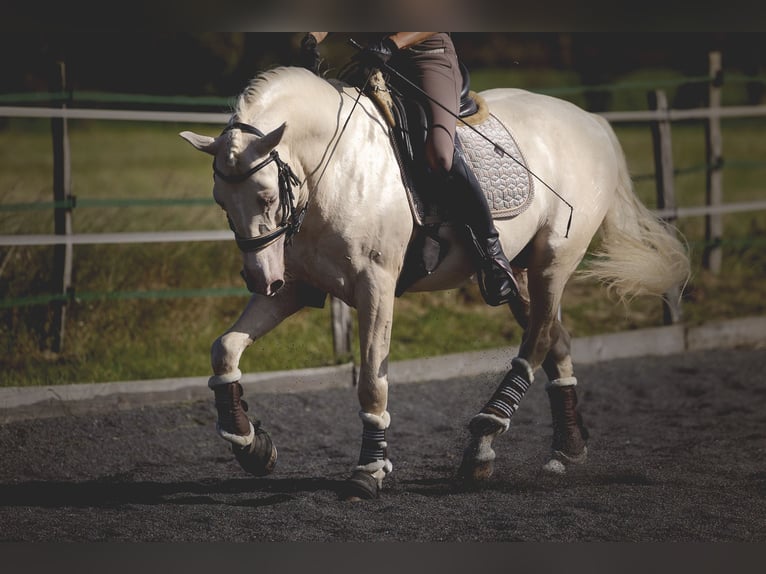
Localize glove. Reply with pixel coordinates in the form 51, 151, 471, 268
300, 33, 321, 74
355, 37, 398, 68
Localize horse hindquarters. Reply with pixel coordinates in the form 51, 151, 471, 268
454, 104, 617, 482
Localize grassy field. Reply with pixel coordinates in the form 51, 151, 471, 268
1, 70, 765, 387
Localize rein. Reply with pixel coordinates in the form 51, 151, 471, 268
214, 122, 304, 253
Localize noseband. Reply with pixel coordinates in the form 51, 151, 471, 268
214, 122, 305, 253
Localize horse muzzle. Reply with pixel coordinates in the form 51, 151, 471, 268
240, 269, 285, 296
240, 240, 286, 297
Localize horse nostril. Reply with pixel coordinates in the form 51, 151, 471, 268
269, 279, 285, 295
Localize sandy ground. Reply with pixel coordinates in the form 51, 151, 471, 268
0, 346, 764, 542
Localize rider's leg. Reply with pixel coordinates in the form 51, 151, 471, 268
445, 146, 520, 307
416, 44, 520, 308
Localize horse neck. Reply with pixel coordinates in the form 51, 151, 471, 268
236, 71, 394, 224
264, 84, 389, 208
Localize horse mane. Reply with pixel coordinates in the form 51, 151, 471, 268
226, 66, 322, 165
234, 66, 320, 120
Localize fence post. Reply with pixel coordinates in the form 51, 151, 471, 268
50, 60, 74, 353
331, 296, 353, 363
704, 51, 724, 275
648, 89, 683, 324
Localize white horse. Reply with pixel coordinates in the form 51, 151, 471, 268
180, 66, 689, 499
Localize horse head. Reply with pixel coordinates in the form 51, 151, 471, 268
180, 121, 299, 296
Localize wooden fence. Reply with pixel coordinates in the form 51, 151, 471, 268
2, 52, 765, 355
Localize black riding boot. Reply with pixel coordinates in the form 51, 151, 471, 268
447, 147, 520, 307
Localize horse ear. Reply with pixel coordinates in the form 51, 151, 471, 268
254, 122, 287, 155
179, 131, 220, 155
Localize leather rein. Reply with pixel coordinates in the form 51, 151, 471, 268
213, 122, 304, 253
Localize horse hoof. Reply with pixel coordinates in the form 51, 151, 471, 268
341, 470, 379, 501
232, 424, 277, 477
542, 459, 567, 475
542, 446, 588, 475
456, 457, 494, 485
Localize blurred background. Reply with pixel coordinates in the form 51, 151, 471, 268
1, 32, 764, 386
2, 33, 764, 107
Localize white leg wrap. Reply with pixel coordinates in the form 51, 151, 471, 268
545, 376, 578, 390
208, 369, 243, 388
358, 410, 391, 430
215, 420, 254, 447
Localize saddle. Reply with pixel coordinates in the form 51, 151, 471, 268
357, 64, 533, 296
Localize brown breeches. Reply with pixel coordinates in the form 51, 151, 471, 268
392, 33, 462, 175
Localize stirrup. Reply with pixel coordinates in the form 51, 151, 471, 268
477, 264, 519, 307
467, 229, 520, 307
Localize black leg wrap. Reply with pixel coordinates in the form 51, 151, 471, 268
481, 357, 533, 420
345, 412, 392, 499
357, 425, 387, 466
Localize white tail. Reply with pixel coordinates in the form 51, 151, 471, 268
579, 118, 691, 302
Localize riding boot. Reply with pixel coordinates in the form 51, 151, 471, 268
447, 147, 520, 307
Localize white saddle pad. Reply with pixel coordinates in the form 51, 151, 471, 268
457, 113, 534, 219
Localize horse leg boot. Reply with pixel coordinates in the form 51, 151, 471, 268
447, 147, 521, 308
205, 289, 308, 477
540, 322, 588, 473
344, 411, 393, 500
458, 357, 535, 483
209, 370, 277, 477
543, 378, 589, 474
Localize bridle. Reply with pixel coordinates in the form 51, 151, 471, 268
214, 122, 304, 253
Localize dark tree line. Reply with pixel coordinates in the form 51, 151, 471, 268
1, 32, 764, 106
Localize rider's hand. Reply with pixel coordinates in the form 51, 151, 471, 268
300, 33, 321, 74
356, 37, 398, 68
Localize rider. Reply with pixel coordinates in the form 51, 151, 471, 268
299, 32, 520, 308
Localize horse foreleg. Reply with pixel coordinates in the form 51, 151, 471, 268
209, 282, 305, 476
343, 273, 397, 500
541, 321, 588, 474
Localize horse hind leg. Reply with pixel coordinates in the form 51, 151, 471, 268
456, 355, 535, 483
457, 238, 585, 483
456, 268, 532, 484
541, 321, 589, 475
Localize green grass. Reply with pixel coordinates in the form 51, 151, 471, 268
2, 79, 765, 387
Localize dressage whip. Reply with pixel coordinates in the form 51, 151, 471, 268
349, 38, 574, 238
